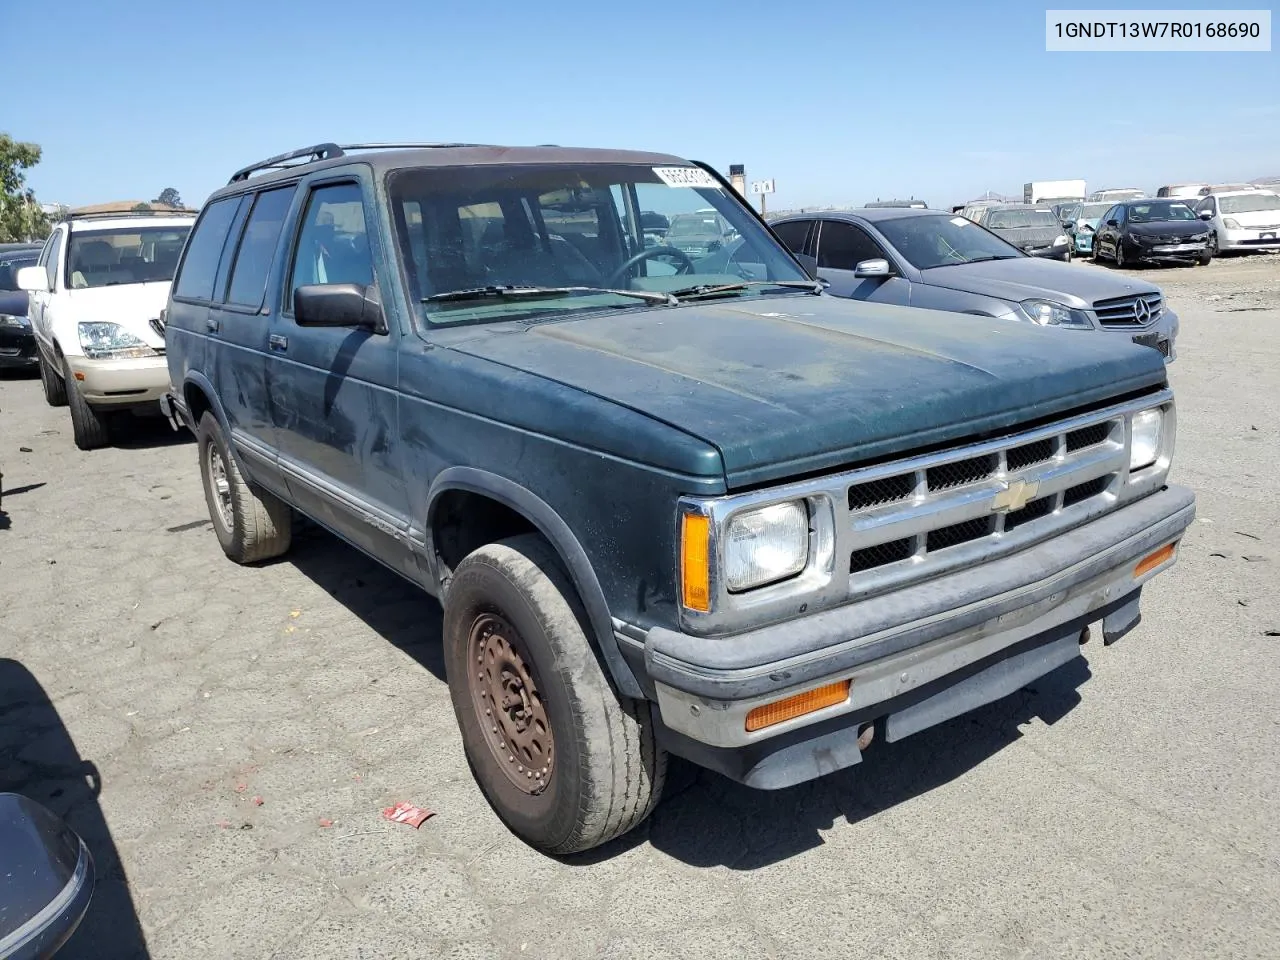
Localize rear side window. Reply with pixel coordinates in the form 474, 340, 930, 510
771, 220, 810, 255
226, 187, 296, 308
174, 197, 240, 301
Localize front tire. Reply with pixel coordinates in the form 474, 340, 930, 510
39, 351, 67, 407
443, 534, 666, 855
64, 365, 111, 450
196, 412, 292, 563
1114, 240, 1127, 268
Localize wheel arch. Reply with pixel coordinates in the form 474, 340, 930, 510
426, 467, 643, 699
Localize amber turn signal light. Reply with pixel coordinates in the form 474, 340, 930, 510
745, 680, 851, 732
681, 513, 711, 612
1134, 541, 1176, 578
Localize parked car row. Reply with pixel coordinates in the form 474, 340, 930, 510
11, 142, 1193, 860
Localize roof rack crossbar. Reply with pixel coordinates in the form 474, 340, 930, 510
228, 143, 345, 184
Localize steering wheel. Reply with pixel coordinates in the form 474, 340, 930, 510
606, 246, 696, 286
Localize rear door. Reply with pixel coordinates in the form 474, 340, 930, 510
267, 174, 412, 575
813, 219, 911, 302
770, 219, 813, 258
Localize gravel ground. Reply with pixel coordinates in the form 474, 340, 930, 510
1, 254, 1278, 960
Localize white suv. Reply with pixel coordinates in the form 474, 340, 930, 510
1194, 190, 1280, 256
19, 211, 194, 449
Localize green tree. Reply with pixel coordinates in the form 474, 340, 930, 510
0, 134, 49, 242
153, 187, 182, 208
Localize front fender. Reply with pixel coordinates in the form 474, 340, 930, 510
424, 467, 643, 698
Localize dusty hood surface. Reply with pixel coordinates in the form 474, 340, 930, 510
446, 295, 1167, 487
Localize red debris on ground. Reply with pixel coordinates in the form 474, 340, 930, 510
318, 818, 334, 828
251, 795, 264, 807
382, 801, 435, 829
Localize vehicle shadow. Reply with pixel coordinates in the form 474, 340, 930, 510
0, 367, 40, 381
0, 658, 151, 959
585, 656, 1090, 869
109, 414, 194, 450
285, 517, 446, 682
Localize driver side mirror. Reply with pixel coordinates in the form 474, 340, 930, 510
294, 283, 387, 334
1061, 220, 1076, 230
1105, 219, 1120, 228
1198, 210, 1213, 220
853, 258, 892, 279
16, 265, 49, 293
793, 253, 819, 281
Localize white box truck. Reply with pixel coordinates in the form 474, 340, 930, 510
1024, 179, 1086, 204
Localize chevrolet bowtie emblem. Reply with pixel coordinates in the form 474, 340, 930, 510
991, 478, 1040, 513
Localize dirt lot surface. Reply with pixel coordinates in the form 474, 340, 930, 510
2, 253, 1278, 959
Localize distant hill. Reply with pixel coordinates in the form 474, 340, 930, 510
67, 201, 193, 215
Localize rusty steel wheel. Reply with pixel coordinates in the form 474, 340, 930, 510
467, 612, 554, 794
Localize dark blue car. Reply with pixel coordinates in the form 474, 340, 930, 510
0, 244, 42, 370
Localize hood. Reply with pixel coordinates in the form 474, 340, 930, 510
445, 295, 1166, 487
988, 225, 1061, 247
923, 256, 1160, 310
0, 289, 28, 317
1076, 217, 1103, 231
62, 282, 171, 347
1125, 221, 1207, 239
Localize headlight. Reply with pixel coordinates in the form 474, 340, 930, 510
1019, 299, 1091, 328
0, 312, 31, 329
78, 322, 154, 359
1053, 235, 1068, 246
1130, 407, 1164, 471
1222, 218, 1242, 230
724, 501, 808, 592
1190, 233, 1208, 242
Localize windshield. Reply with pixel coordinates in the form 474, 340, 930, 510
1128, 202, 1196, 222
985, 209, 1059, 230
389, 163, 806, 325
876, 214, 1022, 269
67, 226, 191, 288
0, 255, 37, 291
667, 213, 725, 237
1075, 203, 1113, 221
1220, 193, 1280, 214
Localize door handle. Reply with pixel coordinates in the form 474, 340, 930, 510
206, 316, 220, 333
268, 334, 289, 352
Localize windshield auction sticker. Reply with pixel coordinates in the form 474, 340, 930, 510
1046, 9, 1271, 50
653, 167, 722, 189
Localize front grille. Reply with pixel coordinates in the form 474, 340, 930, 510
927, 517, 994, 552
848, 473, 915, 510
1066, 422, 1113, 452
1093, 292, 1163, 328
851, 538, 914, 572
844, 412, 1127, 581
927, 454, 997, 491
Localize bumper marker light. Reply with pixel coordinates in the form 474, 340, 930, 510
745, 680, 851, 732
1135, 541, 1176, 578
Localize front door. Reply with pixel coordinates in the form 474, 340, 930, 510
29, 228, 64, 361
814, 219, 911, 303
267, 178, 413, 577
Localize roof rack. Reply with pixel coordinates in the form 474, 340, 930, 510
61, 208, 196, 222
228, 141, 490, 184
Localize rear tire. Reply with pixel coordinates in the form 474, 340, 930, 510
39, 351, 67, 407
64, 365, 111, 450
196, 412, 292, 563
443, 534, 666, 855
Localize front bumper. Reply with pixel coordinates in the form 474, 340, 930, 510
1219, 227, 1280, 251
1074, 231, 1095, 253
1102, 308, 1179, 364
632, 485, 1194, 788
64, 353, 170, 405
1127, 238, 1208, 262
0, 327, 37, 367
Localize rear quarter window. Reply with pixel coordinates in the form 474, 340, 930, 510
174, 197, 241, 301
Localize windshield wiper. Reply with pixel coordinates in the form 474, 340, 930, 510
926, 255, 1018, 268
668, 280, 824, 301
422, 285, 677, 306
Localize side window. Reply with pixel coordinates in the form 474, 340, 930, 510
816, 221, 886, 271
1198, 197, 1215, 215
225, 187, 296, 308
771, 220, 810, 255
174, 197, 241, 301
288, 183, 373, 307
1115, 206, 1127, 224
43, 231, 64, 289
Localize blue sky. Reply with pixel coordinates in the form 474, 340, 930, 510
8, 0, 1277, 211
